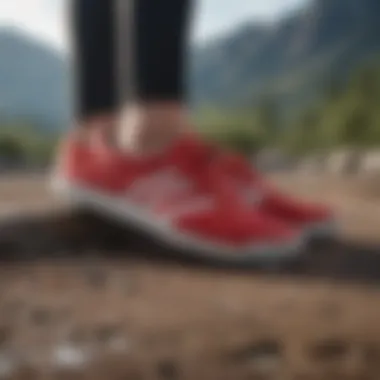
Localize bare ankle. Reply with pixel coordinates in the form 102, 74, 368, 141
118, 102, 191, 155
75, 113, 114, 134
68, 114, 115, 145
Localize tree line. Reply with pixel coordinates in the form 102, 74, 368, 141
0, 61, 379, 167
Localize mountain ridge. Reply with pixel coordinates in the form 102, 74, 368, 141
0, 26, 70, 130
190, 0, 380, 112
1, 0, 380, 130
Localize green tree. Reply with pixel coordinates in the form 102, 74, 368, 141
0, 135, 24, 160
255, 96, 279, 143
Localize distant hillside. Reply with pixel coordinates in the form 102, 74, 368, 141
1, 0, 380, 130
190, 0, 380, 113
0, 28, 70, 130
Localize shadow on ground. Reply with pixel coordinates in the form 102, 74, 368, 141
0, 210, 379, 286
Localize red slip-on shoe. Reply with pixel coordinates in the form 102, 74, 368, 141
217, 151, 337, 240
50, 131, 304, 262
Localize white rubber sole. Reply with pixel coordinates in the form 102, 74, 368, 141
50, 177, 306, 264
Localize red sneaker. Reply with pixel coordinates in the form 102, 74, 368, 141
51, 131, 304, 262
217, 150, 337, 240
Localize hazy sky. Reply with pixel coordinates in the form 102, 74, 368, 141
0, 0, 307, 50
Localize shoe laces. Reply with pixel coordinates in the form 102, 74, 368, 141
188, 140, 276, 203
174, 139, 249, 214
187, 139, 259, 182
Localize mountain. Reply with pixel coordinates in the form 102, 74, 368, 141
190, 0, 380, 112
0, 27, 70, 130
1, 0, 380, 130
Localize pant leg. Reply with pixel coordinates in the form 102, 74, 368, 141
118, 0, 193, 103
71, 0, 193, 119
70, 0, 117, 119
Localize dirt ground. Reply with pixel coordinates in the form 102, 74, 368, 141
0, 173, 380, 380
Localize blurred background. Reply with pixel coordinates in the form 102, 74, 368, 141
0, 0, 379, 171
1, 2, 380, 379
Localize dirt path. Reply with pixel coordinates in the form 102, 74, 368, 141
0, 173, 380, 380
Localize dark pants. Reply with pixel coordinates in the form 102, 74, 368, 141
71, 0, 192, 119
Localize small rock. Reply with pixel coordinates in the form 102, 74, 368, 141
157, 360, 179, 380
92, 324, 132, 353
30, 307, 53, 327
310, 340, 348, 361
362, 343, 380, 365
93, 325, 120, 345
0, 327, 11, 349
229, 340, 283, 373
51, 343, 92, 370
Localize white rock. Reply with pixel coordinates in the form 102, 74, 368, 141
51, 343, 92, 370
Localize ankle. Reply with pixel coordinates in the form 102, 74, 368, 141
74, 113, 115, 138
118, 102, 191, 155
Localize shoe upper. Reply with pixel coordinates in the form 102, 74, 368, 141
220, 151, 333, 226
181, 137, 333, 227
55, 133, 298, 246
